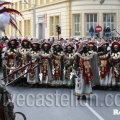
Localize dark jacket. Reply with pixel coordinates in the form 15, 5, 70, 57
89, 27, 94, 32
106, 27, 111, 32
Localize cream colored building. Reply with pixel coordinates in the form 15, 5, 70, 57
5, 0, 120, 39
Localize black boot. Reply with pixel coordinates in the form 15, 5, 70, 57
82, 95, 86, 100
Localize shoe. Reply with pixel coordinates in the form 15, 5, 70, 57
82, 95, 86, 100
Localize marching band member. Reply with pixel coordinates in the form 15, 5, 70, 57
39, 41, 52, 86
51, 41, 64, 86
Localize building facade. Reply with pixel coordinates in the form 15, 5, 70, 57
5, 0, 120, 39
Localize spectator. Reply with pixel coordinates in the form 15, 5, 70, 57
103, 26, 106, 37
2, 36, 4, 41
89, 26, 94, 37
105, 26, 111, 37
4, 36, 8, 41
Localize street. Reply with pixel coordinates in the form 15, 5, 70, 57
0, 72, 120, 120
6, 86, 120, 120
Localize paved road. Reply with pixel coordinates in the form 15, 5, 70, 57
5, 86, 120, 120
1, 72, 120, 120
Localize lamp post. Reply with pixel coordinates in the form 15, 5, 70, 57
22, 1, 36, 38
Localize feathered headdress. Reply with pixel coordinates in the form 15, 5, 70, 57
0, 2, 23, 34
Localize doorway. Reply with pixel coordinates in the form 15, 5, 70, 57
39, 23, 44, 40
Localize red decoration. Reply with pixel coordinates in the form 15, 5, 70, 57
80, 59, 93, 85
27, 68, 34, 73
12, 70, 18, 74
112, 42, 120, 47
22, 39, 29, 43
53, 56, 61, 80
41, 56, 48, 80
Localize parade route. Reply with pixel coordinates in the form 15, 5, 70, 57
6, 86, 120, 120
0, 72, 119, 120
84, 102, 104, 120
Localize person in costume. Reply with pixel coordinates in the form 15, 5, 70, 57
75, 40, 98, 100
76, 41, 81, 52
27, 38, 40, 85
3, 37, 19, 84
39, 41, 52, 86
18, 37, 31, 86
98, 41, 111, 89
0, 1, 23, 84
108, 41, 120, 90
63, 42, 76, 87
88, 40, 100, 89
51, 41, 64, 86
0, 2, 27, 119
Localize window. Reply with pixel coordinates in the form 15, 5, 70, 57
43, 0, 46, 4
11, 27, 14, 36
15, 2, 17, 10
24, 20, 31, 36
47, 0, 50, 3
40, 0, 44, 5
86, 14, 97, 36
74, 14, 80, 36
12, 4, 15, 9
19, 1, 22, 10
55, 16, 59, 36
6, 26, 9, 35
24, 20, 26, 36
103, 14, 115, 36
28, 20, 31, 35
23, 2, 27, 9
35, 0, 38, 5
37, 0, 40, 5
50, 17, 54, 36
50, 16, 60, 36
29, 0, 33, 4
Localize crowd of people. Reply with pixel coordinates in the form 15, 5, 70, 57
0, 36, 120, 100
89, 26, 112, 37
